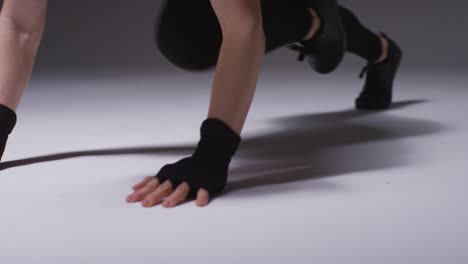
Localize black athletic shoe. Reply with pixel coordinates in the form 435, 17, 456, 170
355, 33, 402, 110
0, 104, 17, 161
289, 0, 346, 74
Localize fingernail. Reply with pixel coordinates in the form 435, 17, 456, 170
143, 200, 151, 207
163, 201, 171, 207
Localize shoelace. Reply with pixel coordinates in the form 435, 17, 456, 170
360, 32, 390, 79
359, 64, 370, 79
289, 43, 318, 62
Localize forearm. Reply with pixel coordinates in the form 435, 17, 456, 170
208, 0, 265, 135
0, 20, 42, 110
0, 0, 47, 111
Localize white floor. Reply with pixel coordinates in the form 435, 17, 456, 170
1, 69, 467, 263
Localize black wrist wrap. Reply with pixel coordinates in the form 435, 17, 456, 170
155, 118, 241, 196
0, 104, 17, 161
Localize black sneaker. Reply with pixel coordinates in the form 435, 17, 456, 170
289, 0, 346, 74
0, 104, 17, 161
355, 33, 403, 110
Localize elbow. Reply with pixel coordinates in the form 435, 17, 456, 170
211, 0, 265, 46
15, 20, 46, 40
2, 11, 46, 41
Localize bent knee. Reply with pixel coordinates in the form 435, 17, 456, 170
154, 1, 222, 71
155, 25, 220, 71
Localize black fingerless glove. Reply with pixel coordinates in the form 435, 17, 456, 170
155, 118, 241, 196
0, 104, 17, 161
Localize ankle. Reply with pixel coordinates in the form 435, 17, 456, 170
303, 8, 320, 41
375, 35, 389, 63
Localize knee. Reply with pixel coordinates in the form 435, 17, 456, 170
339, 6, 360, 27
155, 17, 221, 71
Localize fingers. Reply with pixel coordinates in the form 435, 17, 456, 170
127, 179, 212, 208
126, 178, 160, 202
132, 176, 153, 191
162, 183, 191, 208
142, 180, 174, 207
196, 189, 210, 207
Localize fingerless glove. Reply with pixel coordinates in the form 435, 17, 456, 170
155, 118, 241, 196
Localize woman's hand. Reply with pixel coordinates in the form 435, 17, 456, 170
126, 176, 210, 208
126, 119, 241, 209
125, 0, 265, 209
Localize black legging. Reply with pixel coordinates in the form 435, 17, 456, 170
156, 0, 382, 71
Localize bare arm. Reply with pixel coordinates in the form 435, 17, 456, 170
0, 0, 47, 111
127, 0, 266, 208
208, 0, 265, 134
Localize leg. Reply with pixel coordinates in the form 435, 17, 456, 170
0, 0, 47, 160
338, 5, 403, 109
339, 6, 383, 63
155, 0, 316, 71
156, 0, 222, 71
261, 0, 313, 52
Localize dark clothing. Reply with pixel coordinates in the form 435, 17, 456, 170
156, 0, 382, 71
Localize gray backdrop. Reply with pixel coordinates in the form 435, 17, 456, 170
23, 0, 468, 74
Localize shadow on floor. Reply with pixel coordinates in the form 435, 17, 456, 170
0, 100, 444, 195
225, 100, 444, 195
